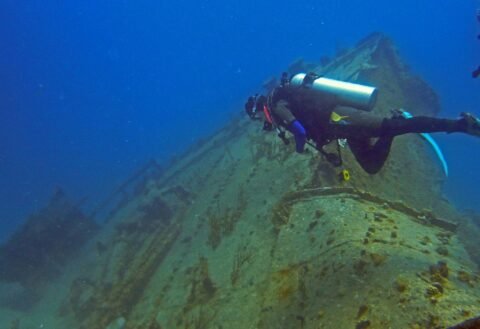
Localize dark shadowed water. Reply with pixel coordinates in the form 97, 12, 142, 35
0, 0, 479, 241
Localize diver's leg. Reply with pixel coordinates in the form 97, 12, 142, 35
348, 137, 394, 174
329, 106, 469, 138
380, 116, 465, 135
324, 107, 479, 174
328, 106, 386, 138
326, 107, 394, 173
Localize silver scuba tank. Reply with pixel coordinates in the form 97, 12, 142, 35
290, 73, 378, 111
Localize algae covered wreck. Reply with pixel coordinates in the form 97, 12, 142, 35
1, 33, 480, 329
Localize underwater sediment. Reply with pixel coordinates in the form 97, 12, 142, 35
1, 33, 479, 329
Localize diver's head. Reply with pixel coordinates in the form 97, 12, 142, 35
280, 72, 290, 87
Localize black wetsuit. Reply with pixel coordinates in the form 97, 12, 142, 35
269, 85, 466, 174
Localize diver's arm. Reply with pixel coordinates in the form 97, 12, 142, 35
288, 120, 307, 153
272, 100, 307, 153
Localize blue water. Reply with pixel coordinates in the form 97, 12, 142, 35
0, 0, 479, 242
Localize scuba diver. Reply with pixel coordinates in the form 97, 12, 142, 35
245, 72, 480, 174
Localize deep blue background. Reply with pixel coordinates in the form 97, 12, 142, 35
0, 0, 479, 241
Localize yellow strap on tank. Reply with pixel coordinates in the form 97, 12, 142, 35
330, 112, 349, 122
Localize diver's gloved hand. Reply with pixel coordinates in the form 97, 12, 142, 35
263, 121, 273, 131
461, 112, 480, 137
288, 120, 307, 153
